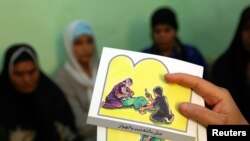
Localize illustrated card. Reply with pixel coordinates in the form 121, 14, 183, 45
87, 47, 204, 141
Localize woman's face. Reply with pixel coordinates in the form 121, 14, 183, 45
152, 24, 176, 51
120, 86, 127, 94
242, 20, 250, 52
72, 35, 95, 65
125, 81, 132, 87
10, 60, 40, 94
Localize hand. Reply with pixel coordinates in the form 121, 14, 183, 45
147, 93, 152, 99
130, 91, 134, 96
9, 128, 35, 141
165, 73, 249, 126
139, 107, 146, 114
139, 107, 144, 111
116, 93, 125, 99
145, 136, 151, 141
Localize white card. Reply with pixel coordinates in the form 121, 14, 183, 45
87, 47, 204, 141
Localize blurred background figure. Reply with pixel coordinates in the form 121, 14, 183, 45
55, 20, 98, 141
142, 7, 208, 78
0, 127, 8, 141
212, 6, 250, 122
0, 44, 80, 141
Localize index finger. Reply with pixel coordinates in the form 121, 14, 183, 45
165, 73, 226, 106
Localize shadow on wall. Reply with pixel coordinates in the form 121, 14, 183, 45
127, 18, 151, 52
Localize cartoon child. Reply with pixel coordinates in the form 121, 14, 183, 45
139, 86, 174, 124
101, 78, 134, 108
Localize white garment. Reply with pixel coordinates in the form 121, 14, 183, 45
63, 20, 98, 101
55, 20, 98, 141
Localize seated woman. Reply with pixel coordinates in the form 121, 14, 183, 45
54, 20, 99, 141
0, 44, 80, 141
211, 6, 250, 123
142, 7, 208, 79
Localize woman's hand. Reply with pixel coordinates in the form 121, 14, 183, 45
165, 73, 249, 127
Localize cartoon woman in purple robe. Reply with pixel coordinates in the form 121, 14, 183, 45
101, 78, 134, 108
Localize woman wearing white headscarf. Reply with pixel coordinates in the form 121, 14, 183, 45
55, 20, 98, 141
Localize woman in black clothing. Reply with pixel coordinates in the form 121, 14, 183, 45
212, 6, 250, 122
0, 44, 81, 141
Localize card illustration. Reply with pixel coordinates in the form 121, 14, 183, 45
98, 55, 190, 131
101, 79, 174, 124
101, 78, 136, 109
88, 47, 204, 141
139, 86, 174, 124
140, 134, 163, 141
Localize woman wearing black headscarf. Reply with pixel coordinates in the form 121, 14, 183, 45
142, 7, 208, 79
212, 6, 250, 122
0, 44, 81, 141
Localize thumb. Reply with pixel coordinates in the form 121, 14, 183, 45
179, 102, 226, 127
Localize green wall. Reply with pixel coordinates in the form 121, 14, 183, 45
0, 0, 249, 76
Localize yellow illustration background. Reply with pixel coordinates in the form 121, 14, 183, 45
99, 56, 191, 131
